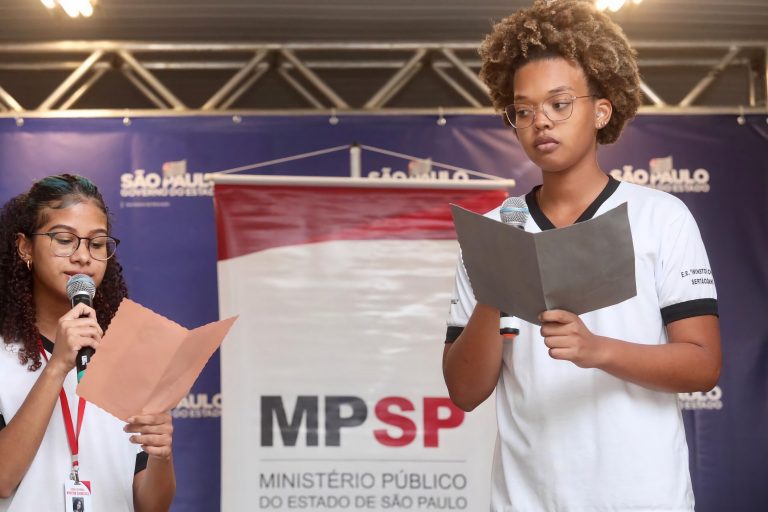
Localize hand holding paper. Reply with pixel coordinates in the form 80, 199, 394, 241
450, 202, 637, 325
539, 309, 605, 367
77, 299, 237, 421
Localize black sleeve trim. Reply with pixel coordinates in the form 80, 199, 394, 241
134, 451, 149, 474
0, 414, 5, 430
661, 298, 719, 325
445, 326, 464, 343
447, 324, 519, 342
500, 313, 518, 336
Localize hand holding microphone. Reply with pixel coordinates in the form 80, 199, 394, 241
499, 197, 529, 338
64, 274, 99, 382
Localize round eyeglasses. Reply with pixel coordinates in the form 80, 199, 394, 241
30, 231, 120, 261
504, 94, 594, 129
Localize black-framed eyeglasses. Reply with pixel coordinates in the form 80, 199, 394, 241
504, 94, 595, 129
30, 231, 120, 261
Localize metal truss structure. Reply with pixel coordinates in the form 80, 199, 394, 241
0, 41, 766, 116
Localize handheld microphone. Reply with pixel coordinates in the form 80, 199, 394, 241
499, 196, 529, 337
500, 196, 529, 229
66, 274, 96, 382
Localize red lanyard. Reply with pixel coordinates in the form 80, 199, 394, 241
38, 340, 86, 480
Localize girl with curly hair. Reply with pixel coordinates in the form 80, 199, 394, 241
0, 174, 176, 511
443, 1, 720, 510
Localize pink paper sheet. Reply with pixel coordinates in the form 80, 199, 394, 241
77, 299, 237, 421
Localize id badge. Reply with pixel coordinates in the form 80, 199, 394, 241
63, 480, 92, 512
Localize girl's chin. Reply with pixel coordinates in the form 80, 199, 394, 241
533, 159, 569, 174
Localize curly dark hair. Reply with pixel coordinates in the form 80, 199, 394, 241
479, 0, 642, 144
0, 174, 128, 371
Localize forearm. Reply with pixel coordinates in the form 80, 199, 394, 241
0, 365, 66, 497
595, 335, 721, 393
541, 312, 721, 393
443, 303, 504, 411
133, 454, 176, 512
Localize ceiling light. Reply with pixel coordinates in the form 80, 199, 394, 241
39, 0, 96, 18
58, 0, 81, 17
78, 0, 94, 17
595, 0, 643, 12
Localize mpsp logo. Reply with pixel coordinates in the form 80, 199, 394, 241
261, 395, 464, 448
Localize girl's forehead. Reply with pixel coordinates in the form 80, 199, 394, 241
514, 58, 588, 95
37, 200, 108, 231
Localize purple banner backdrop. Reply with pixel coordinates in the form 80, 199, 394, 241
0, 115, 765, 511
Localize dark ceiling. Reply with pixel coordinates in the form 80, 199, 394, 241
0, 1, 765, 111
0, 0, 766, 44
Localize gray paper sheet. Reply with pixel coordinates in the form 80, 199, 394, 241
450, 202, 636, 325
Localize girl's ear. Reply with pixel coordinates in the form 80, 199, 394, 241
16, 233, 32, 264
595, 99, 613, 129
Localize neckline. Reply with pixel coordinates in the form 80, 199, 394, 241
40, 335, 54, 354
525, 175, 620, 231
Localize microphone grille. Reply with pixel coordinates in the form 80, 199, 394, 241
500, 196, 529, 227
66, 274, 96, 301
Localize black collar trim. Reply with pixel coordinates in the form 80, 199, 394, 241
525, 175, 620, 231
40, 335, 54, 354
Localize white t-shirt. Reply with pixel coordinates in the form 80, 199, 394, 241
0, 337, 141, 512
446, 177, 718, 512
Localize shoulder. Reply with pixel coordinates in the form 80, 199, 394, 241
0, 338, 35, 379
616, 181, 687, 210
615, 181, 693, 222
0, 338, 22, 361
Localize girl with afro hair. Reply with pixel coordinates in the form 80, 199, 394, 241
0, 175, 176, 511
443, 1, 720, 510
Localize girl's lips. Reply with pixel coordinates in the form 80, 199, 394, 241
64, 271, 90, 277
534, 139, 559, 152
534, 135, 559, 147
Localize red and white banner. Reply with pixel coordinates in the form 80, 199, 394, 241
216, 184, 507, 511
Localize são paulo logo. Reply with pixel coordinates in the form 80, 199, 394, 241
367, 157, 470, 181
609, 155, 710, 193
120, 160, 213, 198
173, 392, 222, 419
678, 385, 723, 410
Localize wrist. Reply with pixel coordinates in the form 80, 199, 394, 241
41, 359, 69, 381
591, 335, 613, 370
148, 452, 174, 465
